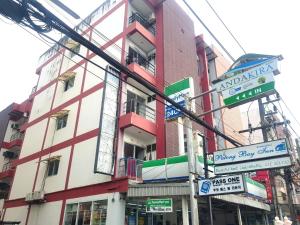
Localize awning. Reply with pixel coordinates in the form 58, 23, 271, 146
128, 182, 270, 211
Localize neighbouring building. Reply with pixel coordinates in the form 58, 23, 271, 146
0, 0, 270, 225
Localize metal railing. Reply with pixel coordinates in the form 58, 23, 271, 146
10, 132, 23, 142
126, 54, 156, 75
2, 161, 12, 172
124, 99, 156, 122
118, 157, 143, 181
128, 13, 156, 36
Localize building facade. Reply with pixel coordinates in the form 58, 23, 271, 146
0, 0, 270, 225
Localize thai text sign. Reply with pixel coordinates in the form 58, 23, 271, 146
198, 175, 246, 196
214, 139, 288, 165
214, 58, 278, 107
146, 199, 173, 213
214, 156, 291, 175
164, 78, 194, 120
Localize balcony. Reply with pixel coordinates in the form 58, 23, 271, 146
118, 157, 143, 182
1, 132, 23, 150
129, 13, 155, 36
127, 13, 155, 54
119, 99, 156, 138
0, 161, 14, 180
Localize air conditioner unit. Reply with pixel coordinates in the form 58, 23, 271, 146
148, 13, 155, 23
25, 192, 34, 202
11, 124, 19, 130
25, 191, 45, 202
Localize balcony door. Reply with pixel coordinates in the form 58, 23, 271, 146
126, 91, 146, 117
124, 142, 145, 160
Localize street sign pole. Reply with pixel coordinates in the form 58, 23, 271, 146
185, 97, 199, 225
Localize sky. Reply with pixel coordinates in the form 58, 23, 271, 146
0, 0, 299, 137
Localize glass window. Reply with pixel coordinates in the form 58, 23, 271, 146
47, 159, 60, 176
57, 114, 68, 130
92, 200, 107, 225
64, 76, 75, 92
64, 204, 78, 225
77, 202, 92, 225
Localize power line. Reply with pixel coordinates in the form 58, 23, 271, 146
182, 0, 235, 62
203, 0, 246, 54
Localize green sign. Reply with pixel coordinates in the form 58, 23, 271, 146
214, 58, 278, 107
146, 198, 173, 213
164, 78, 194, 120
224, 81, 275, 106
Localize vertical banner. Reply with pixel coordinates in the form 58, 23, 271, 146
94, 66, 120, 175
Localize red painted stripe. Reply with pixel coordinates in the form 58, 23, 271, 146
12, 128, 99, 167
35, 0, 125, 73
22, 82, 104, 131
155, 4, 166, 159
4, 178, 128, 208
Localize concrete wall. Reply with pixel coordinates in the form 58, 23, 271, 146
162, 0, 201, 157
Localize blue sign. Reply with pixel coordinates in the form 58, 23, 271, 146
165, 100, 185, 120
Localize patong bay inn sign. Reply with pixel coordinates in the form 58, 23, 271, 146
213, 139, 292, 175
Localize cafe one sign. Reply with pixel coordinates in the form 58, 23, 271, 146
213, 139, 292, 175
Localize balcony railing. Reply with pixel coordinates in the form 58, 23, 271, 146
10, 132, 24, 142
126, 54, 155, 75
2, 161, 12, 172
118, 157, 143, 180
124, 99, 156, 122
128, 13, 156, 36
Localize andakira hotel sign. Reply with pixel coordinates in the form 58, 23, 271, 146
214, 139, 288, 165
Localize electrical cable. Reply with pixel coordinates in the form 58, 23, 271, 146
182, 0, 235, 62
203, 0, 246, 54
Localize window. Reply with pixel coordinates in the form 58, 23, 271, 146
147, 94, 156, 103
64, 204, 78, 225
57, 114, 68, 130
124, 142, 144, 160
70, 44, 80, 58
146, 144, 156, 160
64, 76, 75, 92
47, 159, 60, 176
64, 200, 107, 225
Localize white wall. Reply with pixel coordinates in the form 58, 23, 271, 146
76, 90, 103, 136
34, 147, 71, 194
28, 201, 62, 225
20, 119, 48, 158
4, 206, 28, 225
92, 4, 125, 47
68, 137, 111, 189
29, 84, 56, 122
9, 161, 37, 199
43, 102, 78, 149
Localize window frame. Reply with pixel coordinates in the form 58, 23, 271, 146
64, 76, 75, 92
47, 159, 60, 177
56, 114, 68, 130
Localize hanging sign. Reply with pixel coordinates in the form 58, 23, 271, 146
198, 174, 246, 196
214, 58, 279, 107
214, 139, 288, 165
146, 198, 173, 213
164, 77, 194, 120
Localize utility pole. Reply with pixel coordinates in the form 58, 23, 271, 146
185, 97, 199, 225
202, 135, 214, 225
258, 98, 280, 219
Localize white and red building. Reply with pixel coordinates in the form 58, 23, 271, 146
0, 0, 271, 224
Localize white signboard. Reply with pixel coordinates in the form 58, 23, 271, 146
214, 58, 279, 93
214, 139, 288, 165
214, 156, 292, 175
198, 175, 246, 196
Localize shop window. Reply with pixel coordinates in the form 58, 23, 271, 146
47, 159, 60, 176
64, 200, 107, 225
64, 76, 75, 92
57, 114, 68, 130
